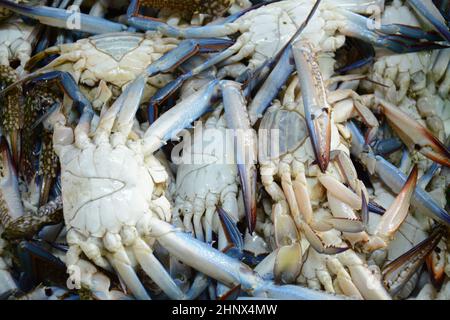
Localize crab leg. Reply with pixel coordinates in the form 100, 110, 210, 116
146, 216, 347, 300
144, 38, 234, 78
126, 0, 278, 38
337, 8, 448, 53
1, 71, 93, 118
0, 0, 127, 34
145, 38, 234, 119
406, 0, 450, 42
143, 79, 220, 154
221, 81, 257, 233
377, 97, 450, 167
247, 48, 295, 125
348, 121, 450, 226
0, 135, 24, 227
292, 41, 331, 173
0, 65, 22, 167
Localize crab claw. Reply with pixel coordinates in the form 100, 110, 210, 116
367, 165, 418, 251
382, 226, 445, 296
217, 207, 244, 259
0, 0, 127, 34
302, 222, 349, 255
407, 0, 450, 42
377, 97, 450, 167
337, 8, 449, 54
292, 41, 331, 173
221, 81, 257, 233
425, 235, 447, 287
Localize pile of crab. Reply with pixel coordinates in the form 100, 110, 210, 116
0, 0, 449, 300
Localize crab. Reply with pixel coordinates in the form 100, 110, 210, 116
23, 32, 181, 111
173, 114, 243, 244
42, 70, 349, 300
6, 0, 445, 111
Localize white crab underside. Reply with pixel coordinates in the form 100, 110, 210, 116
61, 143, 154, 238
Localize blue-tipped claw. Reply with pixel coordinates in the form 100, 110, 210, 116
1, 70, 93, 119
217, 207, 244, 257
407, 0, 450, 42
292, 41, 331, 173
145, 38, 233, 122
339, 8, 449, 54
221, 80, 258, 234
145, 38, 234, 77
143, 79, 220, 154
368, 201, 386, 215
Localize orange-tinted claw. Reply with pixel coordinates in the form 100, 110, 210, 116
378, 97, 450, 167
302, 222, 349, 255
382, 226, 444, 295
372, 165, 418, 250
425, 236, 447, 287
311, 108, 332, 173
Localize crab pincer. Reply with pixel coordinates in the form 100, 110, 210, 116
377, 97, 450, 167
348, 121, 450, 227
221, 80, 257, 234
365, 165, 419, 251
292, 41, 331, 173
381, 226, 445, 296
